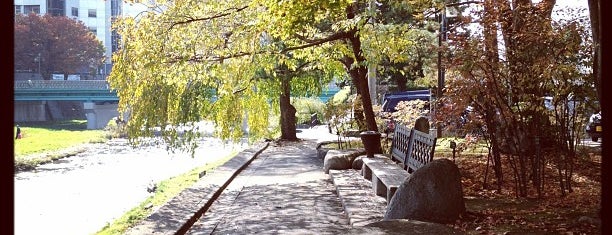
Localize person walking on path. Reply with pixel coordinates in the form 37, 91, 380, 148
15, 125, 22, 139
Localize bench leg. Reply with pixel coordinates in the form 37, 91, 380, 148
372, 176, 386, 197
362, 163, 372, 181
387, 186, 398, 204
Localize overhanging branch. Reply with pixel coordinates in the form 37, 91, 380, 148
167, 30, 352, 63
168, 6, 249, 30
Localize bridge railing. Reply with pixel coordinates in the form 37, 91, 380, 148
14, 80, 111, 90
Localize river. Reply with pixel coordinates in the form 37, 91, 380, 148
14, 137, 248, 235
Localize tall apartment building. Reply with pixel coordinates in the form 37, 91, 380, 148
14, 0, 147, 79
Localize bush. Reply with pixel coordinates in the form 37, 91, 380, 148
292, 97, 326, 125
104, 117, 128, 139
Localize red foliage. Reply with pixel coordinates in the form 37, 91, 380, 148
14, 13, 105, 79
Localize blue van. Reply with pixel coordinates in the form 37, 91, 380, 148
381, 90, 431, 113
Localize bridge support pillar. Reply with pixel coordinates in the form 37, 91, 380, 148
83, 102, 119, 129
84, 102, 97, 129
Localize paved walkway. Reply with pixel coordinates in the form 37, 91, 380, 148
188, 139, 350, 234
126, 126, 465, 234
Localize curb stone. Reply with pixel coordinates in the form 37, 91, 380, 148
125, 142, 270, 235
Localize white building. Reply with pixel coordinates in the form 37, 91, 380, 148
14, 0, 147, 79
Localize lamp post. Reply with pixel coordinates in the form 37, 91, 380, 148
34, 53, 41, 78
435, 7, 448, 138
437, 8, 447, 98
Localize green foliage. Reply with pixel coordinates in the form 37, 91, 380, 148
292, 97, 325, 125
104, 118, 128, 139
108, 0, 438, 153
329, 85, 351, 105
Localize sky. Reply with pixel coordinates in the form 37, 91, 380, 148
552, 0, 590, 20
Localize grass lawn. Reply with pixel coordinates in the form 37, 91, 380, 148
14, 120, 107, 171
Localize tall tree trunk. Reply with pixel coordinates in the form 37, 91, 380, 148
482, 0, 504, 190
280, 76, 298, 140
345, 4, 378, 132
588, 0, 601, 103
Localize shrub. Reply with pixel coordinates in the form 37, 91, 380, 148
104, 117, 128, 139
292, 97, 326, 125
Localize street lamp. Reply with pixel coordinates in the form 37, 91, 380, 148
34, 53, 41, 78
437, 8, 447, 98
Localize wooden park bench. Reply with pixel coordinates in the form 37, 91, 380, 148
361, 123, 437, 203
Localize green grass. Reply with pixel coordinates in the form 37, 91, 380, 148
322, 135, 490, 156
435, 137, 490, 155
14, 120, 107, 170
14, 120, 107, 156
95, 151, 238, 235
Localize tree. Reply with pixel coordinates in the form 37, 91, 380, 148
378, 29, 437, 92
439, 0, 594, 198
14, 13, 105, 80
108, 1, 434, 152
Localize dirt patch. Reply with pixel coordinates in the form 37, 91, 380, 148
443, 147, 601, 234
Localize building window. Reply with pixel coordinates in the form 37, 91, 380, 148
47, 0, 65, 16
112, 30, 120, 52
89, 27, 97, 35
24, 5, 40, 14
111, 0, 121, 16
14, 5, 22, 15
72, 7, 78, 17
88, 9, 96, 18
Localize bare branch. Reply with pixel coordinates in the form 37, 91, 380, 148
168, 6, 249, 30
281, 30, 351, 53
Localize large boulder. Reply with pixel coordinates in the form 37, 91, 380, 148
384, 158, 465, 224
414, 116, 430, 134
352, 155, 367, 170
323, 149, 365, 174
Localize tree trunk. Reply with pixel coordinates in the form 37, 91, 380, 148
588, 0, 601, 103
280, 77, 298, 140
344, 4, 379, 132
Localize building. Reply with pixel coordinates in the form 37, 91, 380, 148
14, 0, 147, 79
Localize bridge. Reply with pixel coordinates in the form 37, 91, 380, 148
14, 80, 119, 129
14, 80, 118, 101
14, 80, 341, 130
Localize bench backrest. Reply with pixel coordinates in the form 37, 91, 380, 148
405, 128, 436, 172
390, 124, 437, 173
390, 124, 411, 164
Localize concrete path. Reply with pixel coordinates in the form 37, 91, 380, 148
187, 139, 350, 234
125, 125, 466, 234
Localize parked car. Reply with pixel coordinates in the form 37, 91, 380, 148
381, 90, 431, 113
585, 111, 602, 142
380, 90, 431, 135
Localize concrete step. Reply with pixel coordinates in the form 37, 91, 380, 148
329, 169, 387, 227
